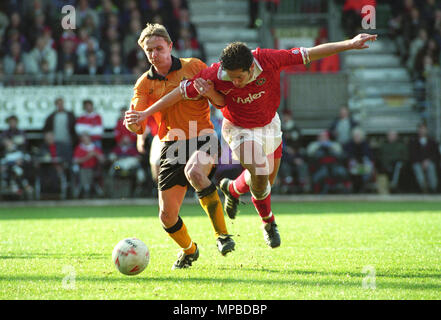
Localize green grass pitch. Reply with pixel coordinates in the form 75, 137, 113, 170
1, 201, 440, 300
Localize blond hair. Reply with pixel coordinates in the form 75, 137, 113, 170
137, 23, 172, 48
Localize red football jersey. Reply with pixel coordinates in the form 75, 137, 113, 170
73, 143, 103, 169
75, 112, 104, 141
180, 47, 309, 128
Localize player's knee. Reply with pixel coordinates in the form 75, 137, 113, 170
184, 163, 205, 186
250, 176, 270, 199
159, 209, 179, 228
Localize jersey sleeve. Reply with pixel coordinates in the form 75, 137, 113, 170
179, 63, 215, 100
131, 74, 150, 112
130, 74, 151, 135
258, 47, 311, 70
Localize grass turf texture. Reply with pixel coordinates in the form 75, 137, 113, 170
0, 201, 440, 300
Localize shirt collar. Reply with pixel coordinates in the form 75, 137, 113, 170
218, 56, 263, 83
147, 55, 182, 80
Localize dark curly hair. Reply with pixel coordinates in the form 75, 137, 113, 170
220, 42, 254, 71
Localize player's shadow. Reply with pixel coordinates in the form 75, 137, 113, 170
0, 252, 106, 259
217, 265, 441, 280
1, 201, 441, 220
1, 273, 440, 292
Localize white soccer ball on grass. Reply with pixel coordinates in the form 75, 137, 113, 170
112, 238, 150, 275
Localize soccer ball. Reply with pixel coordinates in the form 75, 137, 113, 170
112, 238, 150, 275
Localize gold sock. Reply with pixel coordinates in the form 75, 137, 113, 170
198, 187, 228, 238
164, 217, 196, 255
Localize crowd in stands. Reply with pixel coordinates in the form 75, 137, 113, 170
1, 98, 440, 200
277, 107, 441, 195
0, 97, 155, 199
387, 0, 441, 116
0, 0, 205, 82
387, 0, 441, 83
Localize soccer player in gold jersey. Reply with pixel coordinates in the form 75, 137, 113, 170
125, 23, 234, 269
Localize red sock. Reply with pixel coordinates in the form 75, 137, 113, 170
228, 170, 250, 199
251, 193, 274, 224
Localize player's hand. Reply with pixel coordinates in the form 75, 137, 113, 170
350, 33, 377, 49
125, 107, 148, 126
124, 106, 146, 132
194, 78, 214, 97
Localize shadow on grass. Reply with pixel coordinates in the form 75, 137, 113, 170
0, 272, 440, 292
1, 201, 440, 220
216, 265, 441, 281
0, 253, 107, 259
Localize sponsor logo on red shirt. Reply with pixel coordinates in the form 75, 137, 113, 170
232, 90, 266, 104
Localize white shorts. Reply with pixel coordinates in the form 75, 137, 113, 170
221, 112, 283, 160
149, 135, 162, 167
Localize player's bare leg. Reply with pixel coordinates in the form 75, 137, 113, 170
220, 147, 281, 219
233, 140, 281, 248
268, 154, 281, 186
159, 185, 199, 269
185, 150, 235, 256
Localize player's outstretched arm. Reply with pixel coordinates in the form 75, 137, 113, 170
307, 33, 377, 62
125, 87, 183, 133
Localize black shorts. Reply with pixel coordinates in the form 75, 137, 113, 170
158, 134, 220, 191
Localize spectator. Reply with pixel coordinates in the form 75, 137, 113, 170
35, 131, 66, 196
78, 51, 104, 75
3, 41, 26, 75
11, 61, 26, 85
409, 123, 439, 193
77, 0, 100, 30
119, 0, 141, 31
73, 133, 105, 198
75, 99, 104, 147
114, 106, 137, 146
344, 127, 374, 193
329, 106, 359, 146
143, 0, 169, 33
407, 28, 428, 73
4, 12, 24, 40
57, 33, 78, 74
170, 0, 189, 24
76, 38, 105, 72
307, 130, 349, 194
309, 28, 340, 73
81, 11, 101, 40
5, 27, 30, 53
279, 110, 310, 193
101, 27, 121, 64
108, 134, 145, 196
1, 115, 27, 152
103, 12, 121, 34
175, 28, 204, 60
25, 12, 47, 47
104, 52, 128, 77
420, 0, 440, 30
0, 137, 33, 199
25, 35, 57, 75
399, 1, 423, 49
414, 40, 439, 81
376, 130, 408, 193
43, 97, 76, 166
122, 17, 143, 62
178, 8, 198, 39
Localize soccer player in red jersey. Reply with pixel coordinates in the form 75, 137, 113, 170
126, 33, 377, 248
